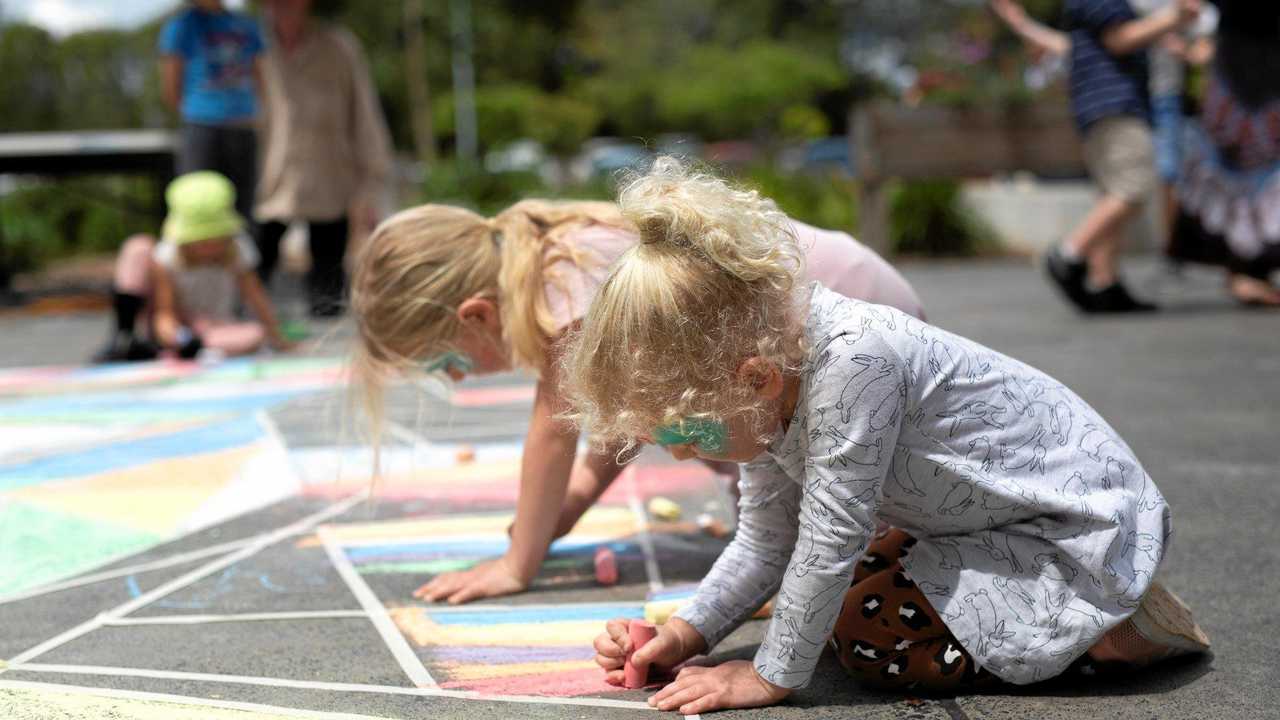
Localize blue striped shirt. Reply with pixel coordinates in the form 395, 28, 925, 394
1065, 0, 1152, 132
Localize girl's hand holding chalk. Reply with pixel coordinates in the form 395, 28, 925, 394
593, 617, 706, 688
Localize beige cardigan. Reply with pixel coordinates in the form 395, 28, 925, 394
255, 22, 392, 223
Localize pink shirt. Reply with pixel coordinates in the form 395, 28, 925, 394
790, 220, 925, 320
542, 221, 924, 333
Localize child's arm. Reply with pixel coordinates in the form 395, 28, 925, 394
655, 335, 906, 714
236, 270, 293, 351
160, 56, 184, 114
151, 263, 184, 348
636, 457, 799, 714
552, 445, 630, 540
414, 358, 579, 604
1099, 0, 1201, 56
990, 0, 1071, 58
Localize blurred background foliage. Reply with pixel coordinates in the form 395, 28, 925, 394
1, 0, 1068, 271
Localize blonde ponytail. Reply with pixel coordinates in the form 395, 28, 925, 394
348, 199, 628, 465
492, 199, 625, 369
622, 157, 802, 292
562, 157, 808, 449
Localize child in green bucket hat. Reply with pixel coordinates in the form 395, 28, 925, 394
93, 171, 294, 362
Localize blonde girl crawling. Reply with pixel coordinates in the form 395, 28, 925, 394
350, 196, 925, 605
566, 158, 1209, 714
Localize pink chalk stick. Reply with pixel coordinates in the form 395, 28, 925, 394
594, 546, 618, 586
624, 620, 658, 689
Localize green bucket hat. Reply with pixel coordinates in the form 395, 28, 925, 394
161, 171, 244, 245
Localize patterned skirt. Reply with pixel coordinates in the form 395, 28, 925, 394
1171, 72, 1280, 277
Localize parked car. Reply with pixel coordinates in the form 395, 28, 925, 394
569, 138, 653, 182
802, 136, 856, 177
483, 139, 547, 175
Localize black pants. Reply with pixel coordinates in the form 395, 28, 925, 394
258, 217, 350, 315
177, 123, 258, 226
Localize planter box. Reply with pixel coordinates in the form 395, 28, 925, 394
850, 102, 1089, 253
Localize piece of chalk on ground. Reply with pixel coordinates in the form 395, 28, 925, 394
594, 546, 618, 586
455, 445, 476, 464
624, 620, 658, 689
643, 598, 685, 625
644, 583, 699, 624
647, 496, 682, 521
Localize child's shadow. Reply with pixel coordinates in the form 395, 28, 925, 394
993, 652, 1215, 698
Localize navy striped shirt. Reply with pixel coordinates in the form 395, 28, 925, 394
1065, 0, 1152, 132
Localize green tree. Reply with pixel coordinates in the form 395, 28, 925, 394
655, 41, 844, 139
433, 83, 600, 155
0, 24, 61, 132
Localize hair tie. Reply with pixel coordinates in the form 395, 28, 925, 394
483, 218, 503, 247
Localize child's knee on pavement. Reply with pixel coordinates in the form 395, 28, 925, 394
115, 234, 157, 295
834, 529, 995, 692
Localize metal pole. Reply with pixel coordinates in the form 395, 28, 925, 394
449, 0, 478, 168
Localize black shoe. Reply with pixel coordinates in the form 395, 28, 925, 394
1044, 247, 1092, 311
92, 333, 160, 363
91, 332, 133, 364
1086, 282, 1158, 313
125, 337, 159, 361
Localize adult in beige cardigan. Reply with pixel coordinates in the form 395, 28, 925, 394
256, 0, 392, 317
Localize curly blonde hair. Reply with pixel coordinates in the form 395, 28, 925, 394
561, 157, 807, 450
348, 199, 626, 453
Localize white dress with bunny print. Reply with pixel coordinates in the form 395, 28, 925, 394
674, 284, 1171, 687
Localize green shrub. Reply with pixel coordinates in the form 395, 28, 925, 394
656, 42, 845, 139
419, 162, 612, 217
737, 165, 858, 234
433, 83, 603, 155
889, 179, 997, 257
779, 105, 831, 141
0, 177, 159, 273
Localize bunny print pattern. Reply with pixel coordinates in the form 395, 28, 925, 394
673, 284, 1171, 687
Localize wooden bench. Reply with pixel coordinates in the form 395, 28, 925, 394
0, 130, 176, 302
850, 102, 1085, 254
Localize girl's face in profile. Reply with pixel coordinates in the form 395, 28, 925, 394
180, 236, 233, 267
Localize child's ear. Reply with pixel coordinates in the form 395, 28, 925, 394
457, 296, 500, 331
737, 356, 783, 401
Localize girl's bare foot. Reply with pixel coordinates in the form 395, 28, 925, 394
1228, 274, 1280, 307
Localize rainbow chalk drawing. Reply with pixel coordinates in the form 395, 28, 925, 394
318, 505, 659, 697
0, 354, 736, 712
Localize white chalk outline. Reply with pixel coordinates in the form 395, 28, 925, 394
102, 610, 368, 626
6, 663, 681, 714
0, 679, 399, 720
318, 526, 438, 689
623, 467, 665, 593
0, 537, 252, 607
3, 492, 367, 668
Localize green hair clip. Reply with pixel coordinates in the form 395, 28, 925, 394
653, 418, 727, 454
422, 351, 475, 376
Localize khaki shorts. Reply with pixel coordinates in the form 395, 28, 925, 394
1082, 116, 1157, 202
